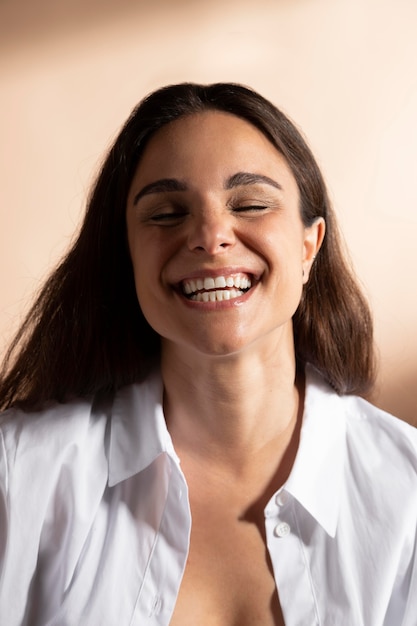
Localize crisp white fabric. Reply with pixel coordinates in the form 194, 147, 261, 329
0, 367, 416, 625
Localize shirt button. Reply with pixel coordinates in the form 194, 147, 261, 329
274, 522, 291, 537
275, 491, 288, 507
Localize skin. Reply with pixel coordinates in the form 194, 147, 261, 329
126, 111, 325, 625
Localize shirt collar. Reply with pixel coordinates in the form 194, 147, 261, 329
284, 366, 347, 537
108, 370, 178, 487
108, 365, 347, 536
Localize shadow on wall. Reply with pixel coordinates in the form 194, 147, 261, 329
0, 0, 296, 51
377, 369, 417, 427
0, 0, 190, 49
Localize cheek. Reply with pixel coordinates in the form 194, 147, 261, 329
128, 240, 156, 308
128, 229, 157, 281
260, 227, 305, 307
260, 225, 305, 268
129, 240, 172, 323
132, 274, 166, 336
132, 263, 157, 309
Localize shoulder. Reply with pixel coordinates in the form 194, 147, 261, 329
0, 395, 108, 443
342, 393, 417, 474
305, 366, 417, 507
306, 366, 417, 470
333, 388, 417, 529
0, 396, 111, 491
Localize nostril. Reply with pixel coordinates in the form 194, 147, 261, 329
191, 241, 232, 253
187, 219, 235, 253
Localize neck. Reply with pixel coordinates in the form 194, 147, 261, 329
161, 332, 303, 475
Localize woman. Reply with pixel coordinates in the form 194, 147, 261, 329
0, 83, 416, 625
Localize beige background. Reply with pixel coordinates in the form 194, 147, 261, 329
1, 0, 416, 424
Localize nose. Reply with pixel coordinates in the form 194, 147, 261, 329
187, 208, 235, 254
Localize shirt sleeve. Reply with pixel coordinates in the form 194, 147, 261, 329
0, 416, 78, 625
0, 427, 9, 567
0, 404, 111, 626
1, 426, 24, 623
0, 424, 43, 625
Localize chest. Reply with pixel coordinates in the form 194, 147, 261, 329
170, 494, 285, 626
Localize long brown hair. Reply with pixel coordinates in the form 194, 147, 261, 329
0, 83, 375, 410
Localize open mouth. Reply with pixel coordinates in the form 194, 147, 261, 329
181, 273, 253, 303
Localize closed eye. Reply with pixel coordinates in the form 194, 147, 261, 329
149, 211, 188, 223
233, 205, 268, 213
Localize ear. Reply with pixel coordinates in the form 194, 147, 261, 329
302, 218, 326, 284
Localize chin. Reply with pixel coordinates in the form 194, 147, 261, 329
161, 331, 251, 360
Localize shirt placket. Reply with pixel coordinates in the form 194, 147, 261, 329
265, 489, 320, 626
131, 458, 191, 626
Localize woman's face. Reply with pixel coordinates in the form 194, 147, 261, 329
126, 111, 324, 360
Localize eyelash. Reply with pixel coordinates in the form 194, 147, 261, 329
149, 211, 187, 222
233, 205, 268, 213
146, 204, 269, 224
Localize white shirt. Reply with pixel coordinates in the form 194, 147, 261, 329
0, 367, 416, 626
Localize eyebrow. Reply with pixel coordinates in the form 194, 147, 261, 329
225, 172, 283, 192
133, 178, 188, 205
132, 171, 283, 205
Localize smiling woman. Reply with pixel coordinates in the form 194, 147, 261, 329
0, 83, 373, 408
0, 83, 416, 626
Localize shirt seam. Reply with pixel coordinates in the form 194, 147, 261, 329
130, 452, 173, 625
292, 505, 321, 625
0, 429, 8, 494
0, 427, 10, 595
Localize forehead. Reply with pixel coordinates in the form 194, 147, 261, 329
133, 111, 296, 186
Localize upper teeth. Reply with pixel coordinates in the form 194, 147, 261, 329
183, 274, 252, 295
